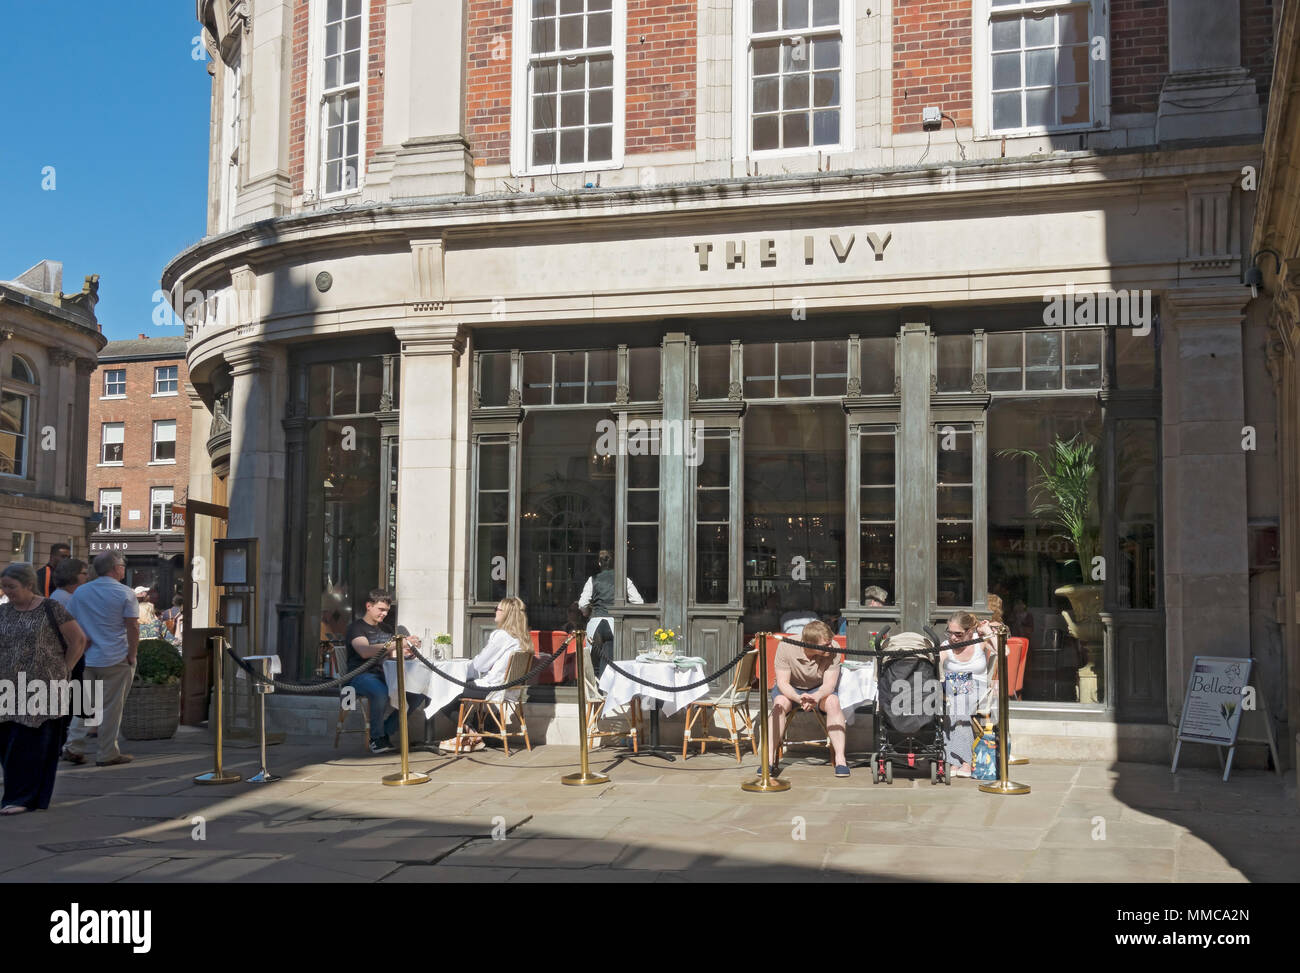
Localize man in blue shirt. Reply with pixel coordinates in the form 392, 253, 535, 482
63, 552, 139, 766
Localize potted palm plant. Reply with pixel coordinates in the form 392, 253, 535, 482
998, 434, 1103, 703
122, 638, 185, 740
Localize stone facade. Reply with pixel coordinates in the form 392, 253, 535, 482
0, 261, 105, 567
168, 1, 1288, 763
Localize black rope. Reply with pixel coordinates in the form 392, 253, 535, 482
775, 632, 993, 655
594, 638, 752, 693
225, 646, 387, 693
407, 633, 576, 691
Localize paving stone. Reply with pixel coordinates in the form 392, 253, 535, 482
1041, 818, 1179, 849
440, 836, 629, 868
1020, 846, 1176, 882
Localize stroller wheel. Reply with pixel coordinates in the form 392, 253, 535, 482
930, 760, 938, 785
870, 754, 879, 784
942, 760, 951, 786
885, 760, 893, 785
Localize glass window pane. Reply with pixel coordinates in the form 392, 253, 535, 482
561, 61, 585, 90
743, 343, 776, 399
1115, 327, 1156, 389
812, 110, 839, 145
589, 89, 613, 125
992, 52, 1020, 90
754, 77, 780, 112
588, 12, 612, 47
522, 352, 552, 405
345, 16, 361, 52
1116, 420, 1158, 610
560, 91, 584, 126
332, 362, 358, 414
358, 358, 383, 413
479, 442, 510, 493
1025, 331, 1062, 390
559, 129, 584, 164
559, 0, 583, 12
698, 433, 730, 488
344, 50, 360, 85
753, 42, 780, 76
936, 334, 973, 393
812, 71, 839, 108
1024, 12, 1053, 46
813, 339, 847, 395
1060, 8, 1089, 43
698, 344, 732, 400
696, 524, 729, 603
782, 112, 809, 147
783, 0, 809, 30
991, 18, 1019, 52
534, 62, 558, 92
860, 524, 895, 603
627, 525, 659, 604
937, 485, 973, 520
811, 0, 838, 28
533, 0, 556, 14
697, 490, 729, 521
812, 36, 840, 70
554, 351, 586, 404
753, 0, 779, 32
753, 115, 779, 151
1065, 330, 1103, 389
479, 490, 509, 523
628, 451, 659, 489
589, 56, 613, 88
1059, 83, 1089, 124
476, 526, 508, 603
936, 429, 972, 484
987, 332, 1023, 391
992, 91, 1021, 129
588, 125, 613, 162
629, 346, 660, 402
861, 486, 894, 520
860, 433, 895, 485
860, 337, 895, 395
558, 14, 583, 49
587, 349, 616, 403
1026, 48, 1055, 86
936, 523, 973, 607
1025, 87, 1053, 127
1059, 45, 1089, 85
479, 352, 511, 407
777, 341, 812, 397
533, 131, 557, 166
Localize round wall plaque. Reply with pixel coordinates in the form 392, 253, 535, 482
315, 271, 333, 292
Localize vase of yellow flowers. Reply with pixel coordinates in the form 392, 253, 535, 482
651, 627, 679, 657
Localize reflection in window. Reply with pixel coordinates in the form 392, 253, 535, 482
695, 429, 731, 604
1115, 327, 1156, 389
935, 424, 973, 606
744, 340, 847, 398
626, 433, 659, 604
1116, 420, 1157, 610
935, 335, 972, 392
628, 346, 660, 402
697, 344, 731, 400
860, 428, 896, 602
859, 336, 895, 395
986, 329, 1104, 392
475, 437, 511, 603
521, 350, 617, 405
478, 352, 511, 407
0, 393, 29, 475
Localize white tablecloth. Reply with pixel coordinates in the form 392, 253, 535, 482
836, 661, 877, 725
384, 657, 475, 718
598, 660, 709, 717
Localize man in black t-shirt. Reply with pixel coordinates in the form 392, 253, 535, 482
344, 589, 422, 754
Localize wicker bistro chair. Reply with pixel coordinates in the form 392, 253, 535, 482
453, 649, 534, 756
583, 663, 642, 753
680, 648, 759, 762
332, 643, 371, 751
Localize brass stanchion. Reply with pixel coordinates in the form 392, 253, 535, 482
979, 630, 1030, 795
194, 635, 241, 784
563, 631, 610, 785
742, 633, 790, 793
384, 634, 431, 786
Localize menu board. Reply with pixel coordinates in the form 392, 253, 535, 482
1175, 656, 1253, 747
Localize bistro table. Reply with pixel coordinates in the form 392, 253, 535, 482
383, 656, 475, 723
835, 660, 877, 725
598, 657, 709, 761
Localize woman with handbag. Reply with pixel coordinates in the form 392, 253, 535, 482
939, 612, 997, 779
0, 563, 87, 814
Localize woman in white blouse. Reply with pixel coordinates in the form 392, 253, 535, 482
437, 597, 531, 751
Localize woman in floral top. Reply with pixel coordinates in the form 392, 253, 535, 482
0, 563, 87, 813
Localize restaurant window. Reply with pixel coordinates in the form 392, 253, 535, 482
985, 0, 1101, 133
152, 420, 177, 463
1115, 327, 1157, 389
99, 489, 122, 533
320, 0, 364, 196
478, 352, 512, 407
150, 487, 174, 531
104, 369, 126, 397
474, 436, 512, 604
935, 423, 975, 607
987, 397, 1103, 702
859, 427, 896, 602
101, 422, 124, 465
1115, 419, 1158, 610
986, 328, 1104, 392
516, 0, 621, 174
628, 346, 661, 402
935, 334, 973, 393
695, 344, 732, 401
626, 432, 660, 604
859, 336, 896, 395
743, 0, 849, 154
695, 429, 733, 605
743, 340, 846, 398
519, 410, 616, 631
743, 403, 845, 633
522, 350, 617, 406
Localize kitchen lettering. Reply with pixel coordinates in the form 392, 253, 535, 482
692, 231, 893, 270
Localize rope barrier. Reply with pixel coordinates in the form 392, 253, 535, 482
776, 632, 994, 655
593, 637, 753, 692
407, 632, 576, 691
225, 646, 387, 693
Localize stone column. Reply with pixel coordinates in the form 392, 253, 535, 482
241, 0, 293, 219
224, 343, 289, 661
395, 323, 470, 645
1157, 0, 1261, 141
72, 357, 96, 502
661, 333, 691, 635
898, 320, 931, 633
184, 382, 217, 630
366, 0, 472, 197
1160, 287, 1252, 723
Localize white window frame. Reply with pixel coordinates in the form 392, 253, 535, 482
305, 0, 369, 201
150, 487, 175, 532
100, 489, 122, 533
153, 365, 179, 396
733, 0, 855, 162
100, 422, 124, 467
972, 0, 1110, 139
151, 419, 177, 464
510, 0, 626, 178
103, 369, 126, 398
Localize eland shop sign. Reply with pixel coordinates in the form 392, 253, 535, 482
692, 230, 893, 270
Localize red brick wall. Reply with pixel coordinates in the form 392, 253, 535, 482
626, 0, 696, 153
893, 0, 972, 134
86, 355, 192, 540
288, 0, 310, 194
1241, 0, 1275, 95
466, 0, 514, 166
1110, 0, 1167, 116
366, 0, 386, 168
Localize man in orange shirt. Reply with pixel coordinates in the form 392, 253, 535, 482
35, 543, 71, 598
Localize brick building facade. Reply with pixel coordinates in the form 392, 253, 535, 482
86, 336, 191, 598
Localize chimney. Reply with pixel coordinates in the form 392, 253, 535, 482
137, 333, 146, 339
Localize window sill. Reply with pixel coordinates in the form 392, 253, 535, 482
100, 395, 127, 401
744, 144, 848, 161
151, 392, 179, 398
974, 123, 1104, 141
512, 157, 623, 179
97, 462, 124, 468
147, 460, 177, 466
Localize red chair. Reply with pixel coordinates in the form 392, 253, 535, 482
760, 633, 848, 689
1005, 636, 1029, 699
531, 630, 578, 685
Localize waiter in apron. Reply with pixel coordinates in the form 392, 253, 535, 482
578, 550, 643, 677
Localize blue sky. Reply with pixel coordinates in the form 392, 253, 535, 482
0, 1, 213, 342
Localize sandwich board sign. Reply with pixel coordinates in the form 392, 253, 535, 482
1171, 656, 1278, 782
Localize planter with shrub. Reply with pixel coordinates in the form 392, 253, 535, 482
122, 638, 184, 740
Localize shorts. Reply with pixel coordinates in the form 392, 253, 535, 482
770, 685, 837, 707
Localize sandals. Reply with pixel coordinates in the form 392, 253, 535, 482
0, 805, 31, 816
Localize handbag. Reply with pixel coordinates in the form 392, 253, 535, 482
43, 598, 69, 656
970, 714, 999, 781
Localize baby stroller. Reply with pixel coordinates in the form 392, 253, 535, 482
871, 630, 950, 785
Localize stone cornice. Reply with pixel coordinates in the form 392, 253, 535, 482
163, 143, 1263, 292
1161, 286, 1252, 326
